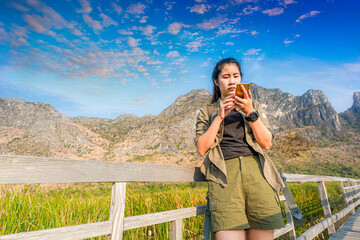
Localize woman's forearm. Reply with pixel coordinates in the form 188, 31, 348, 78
196, 115, 223, 155
249, 119, 272, 150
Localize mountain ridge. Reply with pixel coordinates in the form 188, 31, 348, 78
1, 85, 359, 178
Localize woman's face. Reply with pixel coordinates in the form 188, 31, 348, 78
215, 63, 241, 100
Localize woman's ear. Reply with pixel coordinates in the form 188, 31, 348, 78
213, 79, 219, 87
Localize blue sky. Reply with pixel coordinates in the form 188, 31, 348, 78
0, 0, 359, 119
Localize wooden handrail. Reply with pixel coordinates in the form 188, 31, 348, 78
1, 155, 359, 184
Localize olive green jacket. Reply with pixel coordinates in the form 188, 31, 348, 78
195, 98, 286, 193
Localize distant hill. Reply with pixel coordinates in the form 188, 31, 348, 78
0, 86, 359, 178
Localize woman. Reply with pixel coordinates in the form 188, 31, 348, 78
195, 58, 286, 240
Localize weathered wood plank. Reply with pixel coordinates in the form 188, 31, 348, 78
0, 221, 111, 240
281, 173, 357, 183
274, 224, 294, 239
109, 183, 126, 240
284, 200, 296, 240
1, 155, 359, 184
345, 181, 356, 214
317, 181, 336, 235
342, 185, 360, 191
123, 205, 206, 230
170, 219, 183, 240
329, 208, 360, 240
0, 155, 205, 184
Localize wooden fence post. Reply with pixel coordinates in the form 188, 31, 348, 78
109, 182, 127, 240
170, 219, 183, 240
283, 200, 296, 240
341, 181, 355, 215
345, 181, 356, 214
317, 181, 336, 236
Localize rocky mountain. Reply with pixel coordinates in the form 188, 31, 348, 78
0, 85, 356, 164
339, 92, 360, 128
0, 98, 110, 159
250, 84, 341, 133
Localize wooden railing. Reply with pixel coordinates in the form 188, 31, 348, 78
0, 155, 359, 240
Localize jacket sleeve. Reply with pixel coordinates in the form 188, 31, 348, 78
195, 106, 211, 147
254, 100, 274, 139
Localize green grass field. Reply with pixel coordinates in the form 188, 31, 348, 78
0, 181, 352, 239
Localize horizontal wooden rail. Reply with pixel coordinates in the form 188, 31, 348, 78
1, 155, 359, 184
123, 205, 206, 230
0, 155, 205, 184
0, 221, 112, 240
343, 185, 360, 191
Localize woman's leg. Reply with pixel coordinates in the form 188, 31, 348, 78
216, 229, 245, 240
246, 228, 274, 240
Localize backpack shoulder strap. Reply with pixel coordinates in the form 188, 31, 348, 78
280, 173, 305, 226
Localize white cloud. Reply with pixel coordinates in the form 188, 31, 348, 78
147, 60, 162, 65
284, 39, 294, 45
217, 26, 245, 35
296, 10, 320, 23
139, 16, 148, 23
83, 14, 103, 33
173, 56, 188, 65
244, 48, 262, 56
164, 1, 176, 10
262, 8, 284, 16
167, 22, 189, 35
76, 0, 92, 14
225, 42, 235, 46
186, 41, 202, 52
179, 69, 188, 74
112, 2, 122, 14
127, 3, 146, 15
153, 50, 160, 55
197, 16, 228, 31
234, 0, 258, 4
100, 13, 117, 27
243, 5, 260, 15
250, 30, 259, 36
190, 4, 210, 14
0, 26, 10, 43
8, 2, 29, 12
118, 29, 133, 35
280, 0, 297, 5
137, 25, 156, 36
128, 37, 140, 48
166, 51, 180, 57
23, 14, 56, 37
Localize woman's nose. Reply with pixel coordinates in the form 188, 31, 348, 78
229, 77, 236, 84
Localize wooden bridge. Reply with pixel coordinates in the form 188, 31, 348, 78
0, 155, 359, 240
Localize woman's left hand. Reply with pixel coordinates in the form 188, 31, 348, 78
234, 85, 255, 116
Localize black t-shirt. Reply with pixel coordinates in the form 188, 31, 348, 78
220, 110, 257, 160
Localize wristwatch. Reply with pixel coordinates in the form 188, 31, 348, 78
245, 111, 259, 122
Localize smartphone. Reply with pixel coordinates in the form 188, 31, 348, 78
236, 83, 250, 98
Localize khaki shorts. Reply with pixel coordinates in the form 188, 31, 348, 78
208, 155, 285, 232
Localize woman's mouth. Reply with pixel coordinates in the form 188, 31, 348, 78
228, 87, 235, 91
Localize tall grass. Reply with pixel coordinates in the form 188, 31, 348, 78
0, 181, 349, 240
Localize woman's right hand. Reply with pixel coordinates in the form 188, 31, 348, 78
218, 95, 236, 120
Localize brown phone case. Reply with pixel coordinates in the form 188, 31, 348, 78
236, 83, 250, 98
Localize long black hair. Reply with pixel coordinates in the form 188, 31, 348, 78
211, 57, 243, 103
